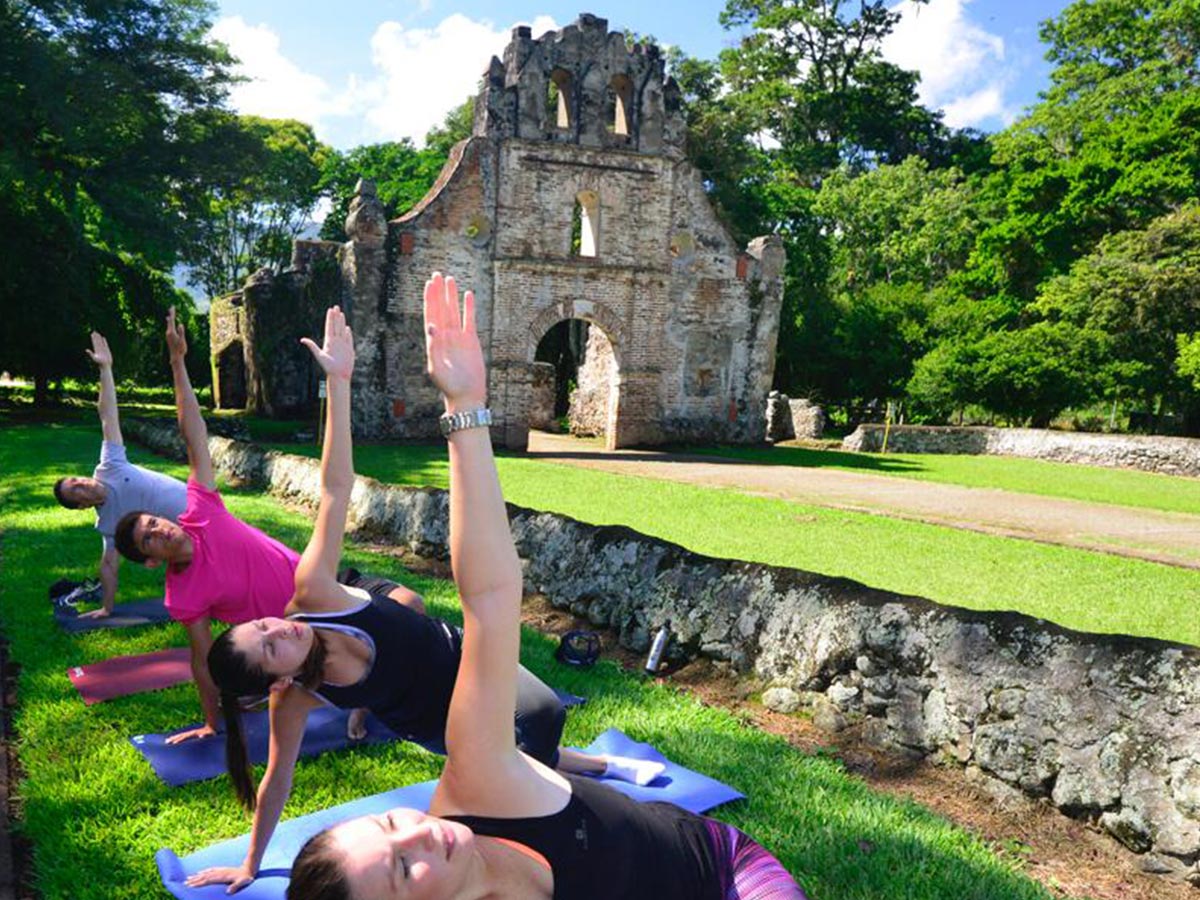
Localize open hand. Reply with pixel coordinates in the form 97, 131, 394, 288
86, 332, 113, 368
165, 723, 217, 745
300, 305, 355, 381
165, 306, 188, 360
423, 272, 486, 408
185, 863, 256, 894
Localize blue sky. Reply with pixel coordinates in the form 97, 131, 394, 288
210, 0, 1074, 150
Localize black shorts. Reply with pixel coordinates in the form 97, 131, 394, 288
336, 566, 402, 599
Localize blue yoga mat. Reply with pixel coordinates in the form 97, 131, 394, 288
131, 706, 400, 787
55, 597, 171, 632
157, 780, 439, 900
134, 689, 585, 787
156, 728, 743, 899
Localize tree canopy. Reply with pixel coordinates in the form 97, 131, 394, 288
0, 0, 235, 395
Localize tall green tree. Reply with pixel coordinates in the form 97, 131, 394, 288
809, 158, 981, 410
317, 98, 473, 241
706, 0, 976, 408
1034, 203, 1200, 427
968, 0, 1200, 305
718, 0, 944, 175
179, 116, 330, 300
0, 0, 234, 398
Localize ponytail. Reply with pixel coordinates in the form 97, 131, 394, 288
208, 628, 275, 811
221, 691, 258, 810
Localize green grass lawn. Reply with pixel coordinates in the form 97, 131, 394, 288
0, 421, 1073, 899
675, 443, 1200, 516
269, 441, 1200, 648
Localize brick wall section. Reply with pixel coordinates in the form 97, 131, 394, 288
126, 417, 1200, 881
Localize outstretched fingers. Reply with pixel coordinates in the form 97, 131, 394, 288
463, 289, 476, 335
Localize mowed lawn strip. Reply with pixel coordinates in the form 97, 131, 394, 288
271, 441, 1200, 648
678, 443, 1200, 517
1, 422, 1059, 900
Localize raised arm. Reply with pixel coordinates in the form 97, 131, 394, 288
88, 332, 122, 445
166, 307, 215, 489
423, 274, 540, 809
292, 307, 360, 609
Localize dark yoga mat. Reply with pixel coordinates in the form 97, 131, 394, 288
55, 597, 172, 632
134, 688, 583, 787
131, 706, 400, 787
157, 728, 744, 900
69, 647, 192, 705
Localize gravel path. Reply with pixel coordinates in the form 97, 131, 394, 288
525, 432, 1200, 568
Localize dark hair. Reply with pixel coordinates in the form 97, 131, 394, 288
53, 477, 83, 509
114, 511, 149, 564
208, 625, 328, 810
288, 829, 351, 900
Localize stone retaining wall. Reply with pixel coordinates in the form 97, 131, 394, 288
128, 419, 1200, 880
843, 424, 1200, 478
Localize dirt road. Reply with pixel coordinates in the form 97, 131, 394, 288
524, 432, 1200, 568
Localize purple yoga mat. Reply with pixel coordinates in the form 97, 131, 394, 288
69, 647, 193, 705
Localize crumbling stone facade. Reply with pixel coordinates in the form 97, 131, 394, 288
209, 243, 343, 417
215, 14, 785, 448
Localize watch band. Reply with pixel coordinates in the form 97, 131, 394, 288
439, 407, 493, 437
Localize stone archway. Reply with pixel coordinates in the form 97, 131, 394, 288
525, 301, 626, 450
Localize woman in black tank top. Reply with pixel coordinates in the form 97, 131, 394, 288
186, 304, 667, 896
278, 276, 806, 900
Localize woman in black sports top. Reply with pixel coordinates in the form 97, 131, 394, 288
286, 273, 807, 900
185, 304, 661, 896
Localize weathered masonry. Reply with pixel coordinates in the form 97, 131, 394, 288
211, 13, 785, 448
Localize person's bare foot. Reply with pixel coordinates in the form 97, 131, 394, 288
347, 707, 368, 740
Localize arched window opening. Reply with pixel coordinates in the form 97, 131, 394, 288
547, 69, 573, 129
608, 74, 633, 136
572, 190, 599, 258
530, 319, 617, 445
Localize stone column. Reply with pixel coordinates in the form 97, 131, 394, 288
341, 179, 391, 438
490, 359, 534, 449
610, 369, 662, 449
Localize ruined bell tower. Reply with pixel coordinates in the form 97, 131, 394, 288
233, 13, 786, 448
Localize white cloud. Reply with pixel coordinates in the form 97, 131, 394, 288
882, 0, 1016, 129
941, 86, 1006, 127
209, 13, 561, 149
364, 14, 557, 145
209, 17, 340, 135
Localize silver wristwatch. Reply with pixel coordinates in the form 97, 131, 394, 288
438, 407, 493, 437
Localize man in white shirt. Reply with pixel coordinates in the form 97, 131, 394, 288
53, 332, 187, 618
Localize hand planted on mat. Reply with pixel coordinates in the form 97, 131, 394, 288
86, 332, 112, 368
165, 724, 217, 745
185, 863, 256, 894
77, 607, 112, 620
423, 272, 486, 408
347, 706, 368, 741
300, 305, 355, 381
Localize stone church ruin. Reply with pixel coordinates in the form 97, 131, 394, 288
210, 13, 786, 449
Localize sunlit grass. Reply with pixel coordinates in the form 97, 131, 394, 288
270, 441, 1200, 647
0, 422, 1069, 899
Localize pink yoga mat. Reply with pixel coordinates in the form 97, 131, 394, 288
68, 647, 193, 705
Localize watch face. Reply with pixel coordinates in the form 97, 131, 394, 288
439, 415, 453, 437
